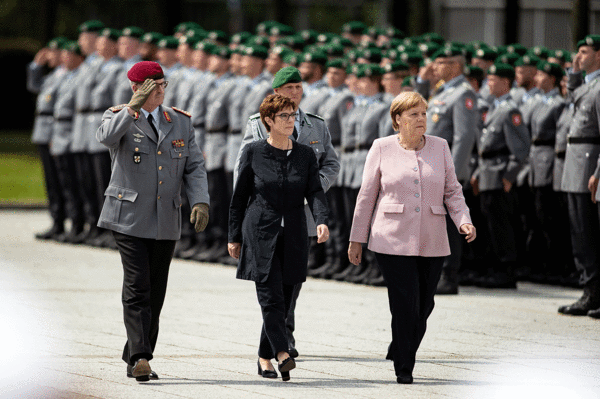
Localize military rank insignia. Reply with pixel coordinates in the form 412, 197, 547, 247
172, 139, 185, 148
465, 98, 474, 110
432, 114, 440, 123
133, 152, 141, 164
163, 111, 171, 122
134, 111, 139, 120
310, 140, 320, 145
512, 114, 522, 126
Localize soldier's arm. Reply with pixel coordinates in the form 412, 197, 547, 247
317, 123, 340, 193
96, 106, 136, 149
26, 62, 46, 94
566, 70, 584, 101
183, 117, 210, 207
502, 110, 530, 183
451, 91, 479, 180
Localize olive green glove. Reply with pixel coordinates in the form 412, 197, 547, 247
190, 203, 210, 232
127, 78, 156, 112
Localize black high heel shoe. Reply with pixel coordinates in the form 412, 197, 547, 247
257, 359, 278, 378
277, 356, 295, 381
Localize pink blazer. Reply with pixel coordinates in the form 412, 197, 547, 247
349, 135, 472, 257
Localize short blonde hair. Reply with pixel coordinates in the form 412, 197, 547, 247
389, 91, 428, 131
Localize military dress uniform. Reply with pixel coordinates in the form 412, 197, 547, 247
426, 74, 479, 294
96, 102, 209, 370
473, 93, 530, 287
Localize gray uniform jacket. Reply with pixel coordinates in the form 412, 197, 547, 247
204, 73, 236, 171
553, 104, 574, 191
339, 97, 362, 188
236, 108, 340, 236
561, 71, 600, 193
226, 75, 255, 173
173, 67, 198, 110
473, 94, 530, 191
426, 75, 479, 182
28, 64, 67, 145
88, 57, 124, 153
113, 55, 142, 105
189, 71, 216, 151
72, 56, 104, 153
515, 89, 543, 186
240, 79, 273, 134
299, 86, 330, 115
528, 88, 565, 187
161, 63, 184, 107
51, 69, 79, 156
96, 105, 209, 240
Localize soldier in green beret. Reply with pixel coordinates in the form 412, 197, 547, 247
357, 47, 383, 65
115, 28, 144, 105
156, 37, 181, 88
548, 49, 573, 69
229, 31, 252, 49
139, 32, 163, 61
174, 21, 202, 38
299, 50, 328, 98
464, 65, 484, 92
341, 21, 367, 45
381, 61, 410, 103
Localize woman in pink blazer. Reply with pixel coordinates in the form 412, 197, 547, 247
348, 92, 476, 384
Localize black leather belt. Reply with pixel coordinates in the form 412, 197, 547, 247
556, 151, 566, 159
206, 128, 227, 134
331, 141, 340, 147
480, 147, 510, 159
36, 112, 53, 117
355, 144, 371, 151
567, 136, 600, 145
342, 146, 354, 153
193, 123, 205, 129
55, 117, 73, 122
229, 129, 242, 135
76, 108, 92, 113
532, 138, 555, 146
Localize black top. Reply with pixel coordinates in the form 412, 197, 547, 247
229, 139, 328, 284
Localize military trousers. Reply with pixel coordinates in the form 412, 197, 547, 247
112, 231, 176, 365
72, 152, 99, 225
206, 168, 229, 243
54, 153, 84, 229
567, 193, 600, 285
38, 144, 65, 225
92, 152, 112, 218
480, 190, 518, 267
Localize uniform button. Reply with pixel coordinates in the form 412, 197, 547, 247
159, 166, 163, 170
413, 167, 418, 171
415, 193, 420, 198
179, 153, 182, 157
159, 181, 163, 185
414, 179, 419, 184
157, 196, 161, 200
118, 194, 122, 199
135, 147, 139, 151
416, 207, 420, 212
157, 151, 162, 155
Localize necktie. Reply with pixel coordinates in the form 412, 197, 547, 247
148, 114, 159, 140
292, 126, 298, 141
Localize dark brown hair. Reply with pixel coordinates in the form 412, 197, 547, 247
259, 94, 297, 132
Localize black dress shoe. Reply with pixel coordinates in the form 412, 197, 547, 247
35, 224, 64, 240
288, 348, 299, 358
257, 359, 278, 378
128, 366, 159, 380
558, 283, 600, 316
396, 374, 413, 384
436, 277, 458, 295
587, 307, 600, 319
129, 359, 152, 381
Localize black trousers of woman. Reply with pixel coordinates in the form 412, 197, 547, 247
375, 253, 444, 377
256, 230, 295, 360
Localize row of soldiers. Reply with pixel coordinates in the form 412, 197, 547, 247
28, 19, 600, 313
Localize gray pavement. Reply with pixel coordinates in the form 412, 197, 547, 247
0, 209, 598, 399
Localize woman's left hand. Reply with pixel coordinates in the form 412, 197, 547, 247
459, 224, 476, 243
316, 224, 329, 243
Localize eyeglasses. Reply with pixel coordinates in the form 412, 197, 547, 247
156, 81, 169, 89
274, 112, 298, 121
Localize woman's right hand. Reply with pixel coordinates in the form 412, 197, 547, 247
228, 242, 241, 259
348, 242, 362, 265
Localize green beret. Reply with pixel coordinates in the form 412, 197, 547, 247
179, 34, 201, 48
488, 63, 515, 80
345, 49, 359, 63
247, 35, 270, 48
231, 31, 252, 45
419, 41, 441, 57
47, 37, 68, 50
577, 34, 600, 50
273, 66, 302, 88
380, 38, 402, 50
468, 40, 490, 51
186, 28, 208, 41
528, 46, 550, 60
277, 35, 306, 51
432, 44, 464, 59
100, 28, 121, 42
62, 40, 83, 56
209, 45, 231, 59
496, 45, 507, 55
514, 54, 541, 67
142, 32, 163, 45
383, 60, 409, 74
326, 58, 348, 70
121, 27, 144, 39
283, 53, 300, 67
421, 32, 445, 44
243, 44, 268, 59
357, 47, 382, 63
397, 43, 419, 53
384, 49, 400, 61
366, 26, 383, 38
269, 23, 294, 37
356, 63, 384, 78
317, 32, 336, 44
78, 20, 104, 33
473, 47, 498, 61
400, 51, 422, 65
323, 44, 345, 58
299, 29, 318, 44
401, 76, 413, 87
495, 52, 520, 66
505, 43, 527, 56
207, 30, 228, 44
342, 21, 367, 35
330, 36, 353, 48
195, 40, 217, 53
157, 36, 179, 49
256, 21, 278, 35
550, 49, 572, 63
174, 22, 202, 34
301, 50, 328, 65
270, 45, 294, 60
384, 27, 405, 39
537, 61, 564, 80
463, 65, 484, 79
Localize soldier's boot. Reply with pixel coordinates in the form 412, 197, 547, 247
35, 222, 64, 240
320, 256, 350, 279
71, 224, 99, 244
332, 261, 362, 282
559, 279, 600, 316
348, 262, 373, 284
174, 236, 195, 259
57, 222, 85, 244
308, 239, 337, 277
365, 264, 386, 287
587, 307, 600, 319
307, 238, 325, 272
436, 268, 459, 295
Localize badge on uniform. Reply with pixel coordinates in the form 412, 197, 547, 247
465, 98, 474, 110
432, 114, 440, 123
133, 152, 141, 164
512, 114, 522, 126
172, 139, 185, 148
163, 111, 171, 122
310, 140, 320, 144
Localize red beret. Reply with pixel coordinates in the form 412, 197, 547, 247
127, 61, 164, 83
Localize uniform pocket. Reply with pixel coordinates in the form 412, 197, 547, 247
430, 205, 447, 215
130, 143, 150, 174
170, 147, 190, 177
380, 203, 405, 213
101, 185, 138, 225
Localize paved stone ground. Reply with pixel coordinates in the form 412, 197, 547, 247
0, 209, 598, 399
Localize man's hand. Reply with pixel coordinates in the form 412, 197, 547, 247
589, 175, 599, 204
502, 178, 512, 193
127, 79, 156, 111
33, 48, 50, 65
572, 52, 582, 73
470, 176, 479, 196
190, 203, 209, 232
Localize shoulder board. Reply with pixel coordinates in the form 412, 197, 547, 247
109, 104, 128, 113
305, 112, 325, 121
249, 112, 261, 120
171, 106, 191, 117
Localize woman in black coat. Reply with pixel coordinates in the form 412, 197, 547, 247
228, 94, 329, 381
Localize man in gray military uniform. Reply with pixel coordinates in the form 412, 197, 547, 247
96, 61, 209, 381
423, 46, 479, 294
471, 63, 530, 289
235, 66, 340, 358
559, 35, 600, 317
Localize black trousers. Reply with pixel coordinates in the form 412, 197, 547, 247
112, 231, 176, 365
567, 193, 600, 285
73, 152, 99, 225
55, 153, 84, 229
92, 152, 112, 217
256, 231, 295, 360
480, 190, 518, 270
206, 168, 229, 243
531, 186, 568, 275
37, 144, 65, 225
375, 253, 444, 376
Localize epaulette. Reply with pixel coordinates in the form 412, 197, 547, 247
249, 112, 261, 120
171, 106, 191, 117
305, 112, 325, 121
109, 104, 128, 113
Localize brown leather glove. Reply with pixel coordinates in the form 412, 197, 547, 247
127, 79, 156, 111
190, 203, 209, 232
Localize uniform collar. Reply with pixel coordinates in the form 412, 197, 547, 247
585, 68, 600, 83
141, 107, 161, 129
441, 74, 464, 90
493, 93, 511, 108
